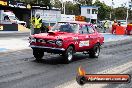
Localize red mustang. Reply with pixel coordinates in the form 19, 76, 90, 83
29, 21, 104, 63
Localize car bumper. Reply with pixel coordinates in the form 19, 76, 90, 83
29, 45, 65, 54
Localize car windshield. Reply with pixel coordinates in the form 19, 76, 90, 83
51, 22, 79, 33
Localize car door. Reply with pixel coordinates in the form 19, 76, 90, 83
78, 24, 91, 51
87, 25, 97, 48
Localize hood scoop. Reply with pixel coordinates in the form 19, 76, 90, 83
48, 31, 56, 35
48, 31, 66, 36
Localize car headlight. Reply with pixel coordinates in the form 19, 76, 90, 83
29, 37, 36, 43
56, 40, 63, 46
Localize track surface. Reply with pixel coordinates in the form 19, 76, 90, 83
0, 38, 132, 88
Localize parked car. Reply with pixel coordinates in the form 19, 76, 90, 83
1, 11, 26, 26
29, 21, 104, 63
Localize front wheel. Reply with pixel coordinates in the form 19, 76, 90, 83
63, 46, 74, 64
33, 49, 44, 62
89, 44, 100, 58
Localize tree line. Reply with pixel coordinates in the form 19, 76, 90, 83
14, 0, 132, 21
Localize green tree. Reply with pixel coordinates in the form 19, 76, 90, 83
113, 7, 132, 20
51, 0, 62, 9
128, 9, 132, 20
74, 0, 92, 5
72, 4, 81, 15
114, 7, 127, 20
64, 1, 80, 15
93, 0, 111, 20
65, 1, 74, 14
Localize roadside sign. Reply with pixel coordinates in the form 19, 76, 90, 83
61, 14, 75, 22
75, 16, 86, 22
31, 4, 50, 10
35, 10, 61, 23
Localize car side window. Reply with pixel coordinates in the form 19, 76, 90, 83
79, 25, 88, 34
59, 24, 73, 33
87, 26, 95, 34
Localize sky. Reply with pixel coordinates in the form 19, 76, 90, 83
93, 0, 129, 8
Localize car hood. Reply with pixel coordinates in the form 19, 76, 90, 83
32, 31, 77, 40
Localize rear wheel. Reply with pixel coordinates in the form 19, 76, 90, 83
63, 46, 74, 64
33, 49, 44, 62
89, 44, 100, 58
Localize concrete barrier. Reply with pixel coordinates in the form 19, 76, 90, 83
0, 24, 30, 32
18, 24, 30, 32
115, 26, 125, 35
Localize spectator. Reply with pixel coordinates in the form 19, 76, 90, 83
112, 20, 118, 34
103, 20, 109, 33
32, 13, 42, 34
118, 21, 121, 26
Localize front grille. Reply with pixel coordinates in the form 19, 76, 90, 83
37, 39, 46, 43
37, 39, 55, 44
47, 40, 55, 44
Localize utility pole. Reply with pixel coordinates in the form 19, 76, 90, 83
61, 0, 66, 14
64, 2, 65, 14
37, 0, 39, 4
126, 8, 129, 24
110, 1, 112, 20
110, 0, 114, 20
126, 1, 128, 24
126, 0, 132, 24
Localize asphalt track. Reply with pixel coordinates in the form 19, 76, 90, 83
0, 37, 132, 88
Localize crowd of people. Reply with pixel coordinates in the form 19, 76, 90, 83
111, 20, 132, 35
99, 20, 132, 35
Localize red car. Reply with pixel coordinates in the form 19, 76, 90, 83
29, 21, 104, 63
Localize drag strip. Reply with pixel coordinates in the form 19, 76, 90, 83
0, 39, 132, 88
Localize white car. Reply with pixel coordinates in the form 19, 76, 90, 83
117, 20, 127, 28
3, 12, 27, 27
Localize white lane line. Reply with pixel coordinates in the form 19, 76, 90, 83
55, 61, 132, 88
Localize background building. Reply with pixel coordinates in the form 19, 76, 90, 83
81, 6, 98, 24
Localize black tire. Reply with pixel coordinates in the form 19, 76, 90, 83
89, 44, 100, 58
33, 49, 44, 62
76, 76, 87, 86
63, 46, 74, 64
